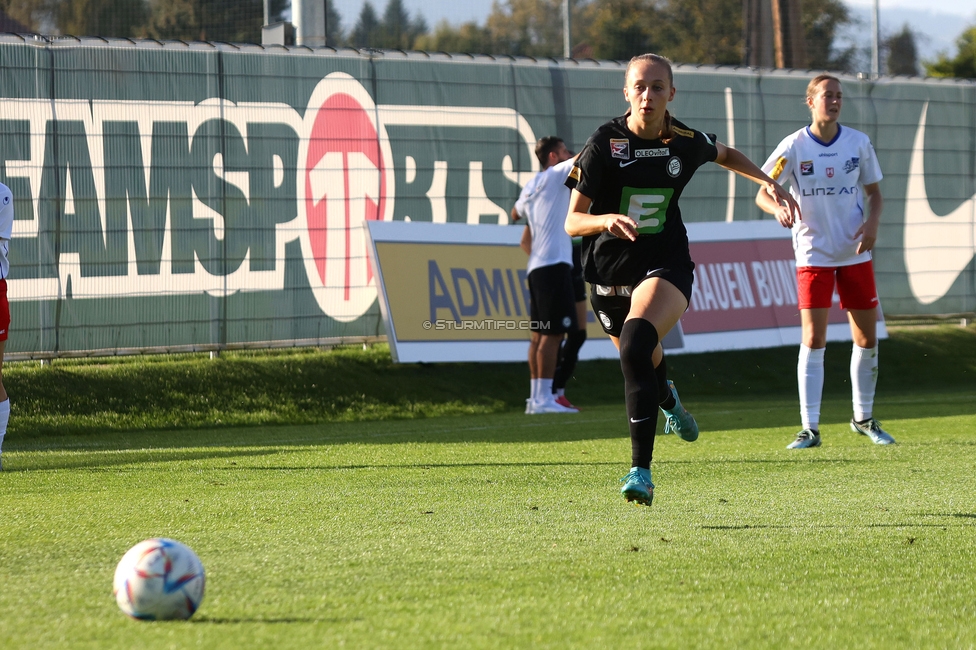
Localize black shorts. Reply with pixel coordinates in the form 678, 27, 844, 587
528, 263, 578, 334
571, 243, 586, 302
588, 266, 694, 337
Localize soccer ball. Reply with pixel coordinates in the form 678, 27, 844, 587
113, 538, 206, 620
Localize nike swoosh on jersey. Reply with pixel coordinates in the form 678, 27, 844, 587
619, 159, 638, 168
904, 103, 976, 305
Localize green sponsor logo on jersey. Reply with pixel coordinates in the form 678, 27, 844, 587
619, 187, 674, 234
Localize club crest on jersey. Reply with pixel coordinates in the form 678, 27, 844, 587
598, 311, 613, 330
826, 167, 834, 178
610, 139, 630, 160
800, 161, 814, 175
667, 156, 682, 177
844, 157, 859, 173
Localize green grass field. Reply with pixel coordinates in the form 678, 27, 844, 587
1, 326, 975, 648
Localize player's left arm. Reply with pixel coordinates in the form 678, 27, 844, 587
714, 142, 801, 222
855, 182, 883, 255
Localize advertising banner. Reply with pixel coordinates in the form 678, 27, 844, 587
0, 39, 966, 360
365, 221, 618, 362
683, 221, 886, 353
367, 220, 886, 363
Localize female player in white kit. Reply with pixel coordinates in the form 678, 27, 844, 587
756, 74, 895, 449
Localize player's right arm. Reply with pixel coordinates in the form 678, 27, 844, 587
565, 190, 637, 241
563, 140, 637, 241
755, 142, 798, 228
520, 224, 532, 255
755, 180, 796, 229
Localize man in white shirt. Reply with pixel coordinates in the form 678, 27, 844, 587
512, 137, 580, 414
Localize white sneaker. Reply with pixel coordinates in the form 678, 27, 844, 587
787, 428, 821, 449
851, 418, 896, 445
526, 397, 578, 414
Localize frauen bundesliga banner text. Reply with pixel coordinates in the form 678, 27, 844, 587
366, 220, 885, 363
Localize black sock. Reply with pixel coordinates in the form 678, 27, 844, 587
619, 319, 660, 469
655, 356, 676, 410
553, 329, 587, 391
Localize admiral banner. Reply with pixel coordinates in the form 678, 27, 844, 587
365, 221, 618, 362
366, 220, 885, 363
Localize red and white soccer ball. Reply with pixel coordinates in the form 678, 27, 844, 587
113, 538, 206, 620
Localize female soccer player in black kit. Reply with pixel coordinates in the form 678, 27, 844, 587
565, 53, 800, 506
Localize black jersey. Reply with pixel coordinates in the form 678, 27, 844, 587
565, 114, 718, 286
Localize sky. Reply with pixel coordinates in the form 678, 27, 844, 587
328, 0, 488, 29
845, 0, 976, 18
324, 0, 974, 63
843, 3, 972, 61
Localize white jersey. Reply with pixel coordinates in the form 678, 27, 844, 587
762, 125, 883, 268
515, 157, 575, 273
0, 183, 12, 280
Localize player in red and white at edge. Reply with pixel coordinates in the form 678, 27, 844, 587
756, 74, 895, 449
0, 182, 12, 470
565, 53, 799, 506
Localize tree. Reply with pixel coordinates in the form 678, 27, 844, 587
48, 0, 148, 37
326, 0, 344, 46
576, 0, 662, 61
925, 27, 976, 79
0, 0, 45, 31
350, 1, 381, 48
142, 0, 286, 43
414, 19, 493, 54
801, 0, 857, 72
483, 0, 566, 58
884, 24, 918, 76
349, 0, 861, 68
376, 0, 427, 50
143, 0, 196, 39
2, 0, 291, 42
657, 0, 741, 65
